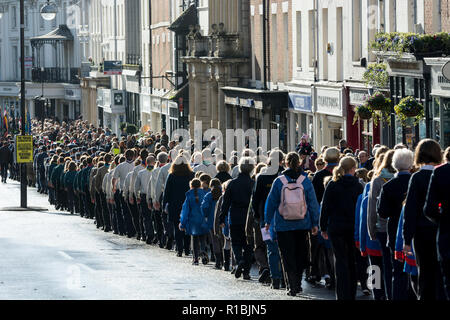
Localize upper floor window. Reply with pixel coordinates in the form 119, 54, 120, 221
11, 6, 17, 29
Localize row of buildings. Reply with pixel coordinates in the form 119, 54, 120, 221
1, 0, 449, 154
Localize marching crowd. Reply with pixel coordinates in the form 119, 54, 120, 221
0, 117, 449, 301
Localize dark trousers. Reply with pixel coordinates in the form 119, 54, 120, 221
139, 196, 154, 241
390, 247, 410, 300
127, 195, 140, 238
413, 228, 447, 300
230, 224, 253, 275
153, 210, 165, 245
355, 247, 368, 290
39, 169, 47, 193
167, 220, 190, 254
329, 230, 357, 300
114, 190, 126, 235
67, 187, 75, 214
277, 229, 309, 293
309, 234, 321, 279
74, 193, 81, 214
120, 194, 135, 237
441, 259, 450, 300
192, 234, 207, 262
100, 192, 111, 231
377, 232, 393, 300
95, 192, 104, 228
1, 163, 8, 182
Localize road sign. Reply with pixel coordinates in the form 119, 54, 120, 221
104, 60, 123, 75
16, 135, 33, 163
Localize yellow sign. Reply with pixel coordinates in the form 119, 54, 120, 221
16, 135, 34, 163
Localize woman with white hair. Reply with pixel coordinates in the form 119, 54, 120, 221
377, 148, 415, 300
231, 149, 256, 179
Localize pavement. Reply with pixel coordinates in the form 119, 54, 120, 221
0, 179, 372, 300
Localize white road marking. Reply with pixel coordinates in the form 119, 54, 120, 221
58, 251, 74, 260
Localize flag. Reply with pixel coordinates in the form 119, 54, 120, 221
3, 109, 8, 137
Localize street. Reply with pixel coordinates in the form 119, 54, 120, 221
0, 180, 363, 300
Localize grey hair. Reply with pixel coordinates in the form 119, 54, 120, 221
157, 152, 168, 164
392, 148, 414, 172
238, 156, 256, 175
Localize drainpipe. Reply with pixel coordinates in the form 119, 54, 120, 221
262, 0, 268, 90
149, 0, 153, 95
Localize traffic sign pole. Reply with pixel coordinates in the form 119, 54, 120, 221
20, 0, 27, 208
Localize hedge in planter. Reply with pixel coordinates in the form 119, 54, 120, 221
394, 96, 425, 126
371, 31, 450, 56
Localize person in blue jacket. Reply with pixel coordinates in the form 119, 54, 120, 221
395, 206, 418, 300
180, 178, 208, 265
265, 152, 320, 297
359, 182, 385, 299
201, 179, 223, 269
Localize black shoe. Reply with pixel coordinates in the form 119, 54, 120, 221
146, 238, 153, 245
177, 252, 183, 257
271, 278, 280, 290
192, 260, 199, 265
287, 290, 299, 297
235, 264, 243, 279
159, 241, 165, 248
152, 237, 159, 245
258, 268, 271, 284
243, 273, 251, 280
185, 250, 191, 256
214, 260, 223, 270
201, 252, 209, 265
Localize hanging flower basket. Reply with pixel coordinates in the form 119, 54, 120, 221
394, 96, 425, 125
353, 104, 373, 125
367, 91, 391, 111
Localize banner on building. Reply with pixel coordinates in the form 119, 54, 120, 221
15, 135, 33, 163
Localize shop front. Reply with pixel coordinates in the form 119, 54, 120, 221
424, 57, 450, 148
314, 87, 346, 151
385, 57, 429, 149
288, 92, 314, 151
347, 86, 381, 154
221, 87, 289, 152
97, 88, 126, 135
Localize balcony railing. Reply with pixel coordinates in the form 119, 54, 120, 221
32, 67, 80, 84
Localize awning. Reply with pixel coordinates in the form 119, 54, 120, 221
163, 83, 189, 100
168, 5, 198, 33
31, 25, 74, 45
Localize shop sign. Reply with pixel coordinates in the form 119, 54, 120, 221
114, 93, 123, 106
103, 61, 123, 75
316, 89, 343, 117
349, 89, 369, 106
288, 93, 312, 113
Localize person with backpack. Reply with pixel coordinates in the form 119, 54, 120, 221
320, 156, 364, 300
264, 152, 320, 296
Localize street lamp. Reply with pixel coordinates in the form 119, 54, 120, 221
40, 1, 58, 21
